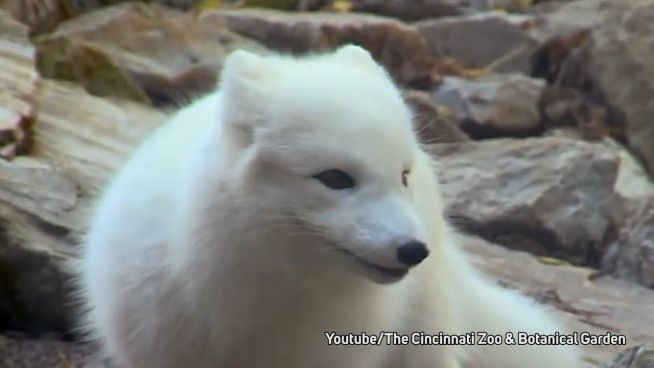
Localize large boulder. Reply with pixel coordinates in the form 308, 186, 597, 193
533, 0, 654, 176
202, 8, 437, 88
35, 3, 265, 107
432, 74, 546, 139
433, 137, 621, 264
415, 12, 540, 74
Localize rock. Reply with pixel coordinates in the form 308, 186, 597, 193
530, 27, 594, 84
1, 0, 204, 35
529, 0, 581, 15
296, 0, 333, 11
0, 157, 82, 336
0, 230, 75, 337
432, 137, 621, 264
35, 3, 265, 107
403, 90, 470, 144
538, 84, 617, 142
415, 12, 540, 74
492, 129, 654, 287
432, 74, 545, 139
157, 0, 203, 10
0, 0, 100, 35
32, 79, 166, 195
0, 79, 165, 338
349, 0, 489, 22
488, 0, 534, 13
540, 133, 654, 200
202, 8, 437, 88
459, 235, 654, 365
599, 346, 654, 368
0, 10, 39, 159
0, 156, 79, 231
606, 140, 654, 200
0, 334, 95, 368
577, 0, 654, 177
602, 198, 654, 289
529, 0, 601, 38
534, 0, 654, 176
0, 111, 93, 336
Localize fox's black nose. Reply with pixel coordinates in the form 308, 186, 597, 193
397, 240, 429, 267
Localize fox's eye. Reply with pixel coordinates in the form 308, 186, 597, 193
402, 170, 410, 187
312, 169, 356, 190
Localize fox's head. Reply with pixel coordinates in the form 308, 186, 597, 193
217, 45, 441, 284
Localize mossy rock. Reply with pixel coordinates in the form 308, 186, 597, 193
35, 36, 150, 104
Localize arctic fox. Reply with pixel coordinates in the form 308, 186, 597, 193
78, 45, 583, 368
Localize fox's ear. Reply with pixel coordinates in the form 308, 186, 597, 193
222, 50, 270, 85
334, 44, 377, 68
220, 50, 272, 148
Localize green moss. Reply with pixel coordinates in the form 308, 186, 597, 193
35, 36, 150, 103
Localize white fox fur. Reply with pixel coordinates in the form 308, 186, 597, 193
78, 45, 583, 368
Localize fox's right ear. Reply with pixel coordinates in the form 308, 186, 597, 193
334, 44, 380, 70
222, 50, 270, 86
220, 50, 273, 148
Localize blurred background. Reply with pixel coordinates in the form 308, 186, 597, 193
0, 0, 653, 367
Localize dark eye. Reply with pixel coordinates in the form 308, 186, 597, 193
402, 170, 410, 187
312, 169, 356, 190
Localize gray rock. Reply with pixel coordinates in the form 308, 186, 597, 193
415, 12, 540, 74
541, 134, 654, 201
580, 0, 654, 178
432, 74, 546, 139
529, 0, 602, 39
156, 0, 202, 10
0, 334, 96, 368
534, 0, 654, 176
202, 8, 437, 88
431, 137, 621, 263
350, 0, 489, 22
603, 199, 654, 288
599, 345, 654, 368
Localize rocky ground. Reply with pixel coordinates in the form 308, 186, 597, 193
0, 0, 653, 367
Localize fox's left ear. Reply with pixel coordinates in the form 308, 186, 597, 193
220, 50, 274, 148
334, 44, 378, 69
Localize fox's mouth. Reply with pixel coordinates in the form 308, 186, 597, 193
333, 247, 409, 284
